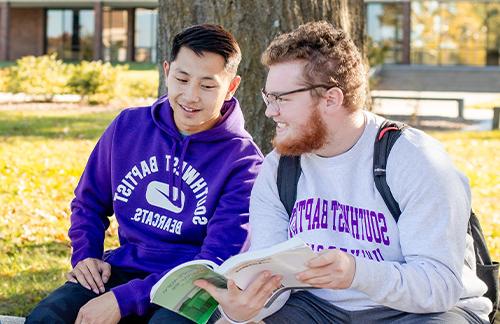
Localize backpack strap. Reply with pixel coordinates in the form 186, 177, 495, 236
469, 211, 499, 323
277, 155, 301, 216
373, 120, 407, 222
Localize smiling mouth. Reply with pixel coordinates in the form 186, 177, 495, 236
180, 104, 201, 113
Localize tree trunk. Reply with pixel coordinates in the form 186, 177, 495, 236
158, 0, 367, 153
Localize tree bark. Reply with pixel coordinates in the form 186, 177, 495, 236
158, 0, 367, 153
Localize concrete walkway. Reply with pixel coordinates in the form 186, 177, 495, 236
0, 316, 25, 324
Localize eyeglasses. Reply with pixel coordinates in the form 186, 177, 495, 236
261, 84, 334, 112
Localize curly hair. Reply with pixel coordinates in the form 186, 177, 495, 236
261, 21, 366, 111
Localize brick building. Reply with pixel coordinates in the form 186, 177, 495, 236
0, 0, 158, 62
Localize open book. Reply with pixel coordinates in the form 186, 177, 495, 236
150, 237, 316, 324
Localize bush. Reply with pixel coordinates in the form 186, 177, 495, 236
120, 70, 159, 99
0, 68, 9, 92
4, 55, 157, 104
7, 54, 70, 101
68, 61, 126, 104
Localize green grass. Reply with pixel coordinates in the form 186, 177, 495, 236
0, 60, 157, 71
0, 61, 15, 68
0, 108, 121, 316
431, 131, 500, 260
114, 62, 158, 71
0, 109, 498, 316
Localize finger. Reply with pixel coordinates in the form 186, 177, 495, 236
72, 267, 91, 290
226, 279, 242, 296
99, 262, 112, 284
299, 274, 333, 287
254, 275, 282, 303
66, 271, 78, 283
79, 262, 101, 294
194, 279, 223, 301
296, 267, 330, 282
307, 251, 337, 268
241, 271, 271, 297
85, 261, 105, 293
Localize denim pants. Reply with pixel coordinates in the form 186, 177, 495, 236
264, 290, 488, 324
25, 266, 216, 324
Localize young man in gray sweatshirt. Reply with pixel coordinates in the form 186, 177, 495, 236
196, 21, 491, 324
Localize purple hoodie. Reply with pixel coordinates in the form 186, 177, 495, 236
68, 96, 263, 317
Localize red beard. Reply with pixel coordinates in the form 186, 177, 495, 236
273, 106, 328, 156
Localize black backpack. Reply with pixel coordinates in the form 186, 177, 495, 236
276, 120, 499, 322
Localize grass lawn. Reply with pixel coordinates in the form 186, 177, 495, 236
0, 108, 498, 316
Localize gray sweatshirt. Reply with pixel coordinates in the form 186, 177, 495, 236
248, 111, 491, 322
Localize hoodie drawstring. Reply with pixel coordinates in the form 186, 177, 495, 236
177, 137, 190, 200
168, 141, 177, 204
168, 137, 191, 208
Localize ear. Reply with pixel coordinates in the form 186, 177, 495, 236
224, 75, 242, 100
163, 61, 170, 77
324, 87, 344, 112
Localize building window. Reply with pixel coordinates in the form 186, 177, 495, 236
411, 1, 500, 66
366, 3, 404, 64
103, 8, 128, 62
46, 9, 94, 60
135, 8, 157, 63
485, 3, 500, 66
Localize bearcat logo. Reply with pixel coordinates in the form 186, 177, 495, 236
146, 181, 185, 213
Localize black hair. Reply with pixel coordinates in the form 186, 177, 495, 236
170, 24, 241, 73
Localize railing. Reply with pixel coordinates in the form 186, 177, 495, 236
371, 95, 464, 119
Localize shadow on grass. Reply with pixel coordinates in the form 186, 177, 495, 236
1, 242, 70, 316
0, 269, 64, 316
0, 112, 118, 140
0, 264, 69, 316
2, 240, 71, 257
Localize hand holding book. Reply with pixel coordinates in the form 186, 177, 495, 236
150, 237, 316, 324
194, 270, 283, 323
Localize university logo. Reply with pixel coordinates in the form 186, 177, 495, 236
146, 181, 185, 213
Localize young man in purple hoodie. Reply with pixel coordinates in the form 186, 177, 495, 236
26, 24, 263, 324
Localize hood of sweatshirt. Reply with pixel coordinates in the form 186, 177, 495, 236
149, 95, 253, 209
151, 95, 253, 143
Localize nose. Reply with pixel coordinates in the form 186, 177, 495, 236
264, 103, 279, 118
184, 84, 200, 102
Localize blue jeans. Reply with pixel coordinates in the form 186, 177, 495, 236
264, 291, 488, 324
25, 266, 216, 324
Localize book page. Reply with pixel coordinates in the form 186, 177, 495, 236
150, 261, 223, 324
223, 245, 316, 290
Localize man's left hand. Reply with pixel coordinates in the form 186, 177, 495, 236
296, 249, 356, 289
75, 291, 121, 324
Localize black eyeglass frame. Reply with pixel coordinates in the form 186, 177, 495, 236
261, 84, 335, 107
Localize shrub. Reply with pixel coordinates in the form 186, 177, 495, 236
68, 61, 126, 104
7, 54, 70, 101
123, 76, 158, 99
0, 68, 9, 92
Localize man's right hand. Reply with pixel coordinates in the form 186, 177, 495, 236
195, 271, 282, 322
66, 258, 111, 295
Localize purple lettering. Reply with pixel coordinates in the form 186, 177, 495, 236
378, 213, 390, 246
352, 208, 360, 239
321, 199, 328, 229
298, 200, 306, 233
305, 198, 314, 230
365, 211, 374, 242
331, 200, 338, 231
312, 198, 321, 230
370, 211, 382, 244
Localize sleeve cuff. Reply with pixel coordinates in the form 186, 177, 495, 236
218, 306, 249, 324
